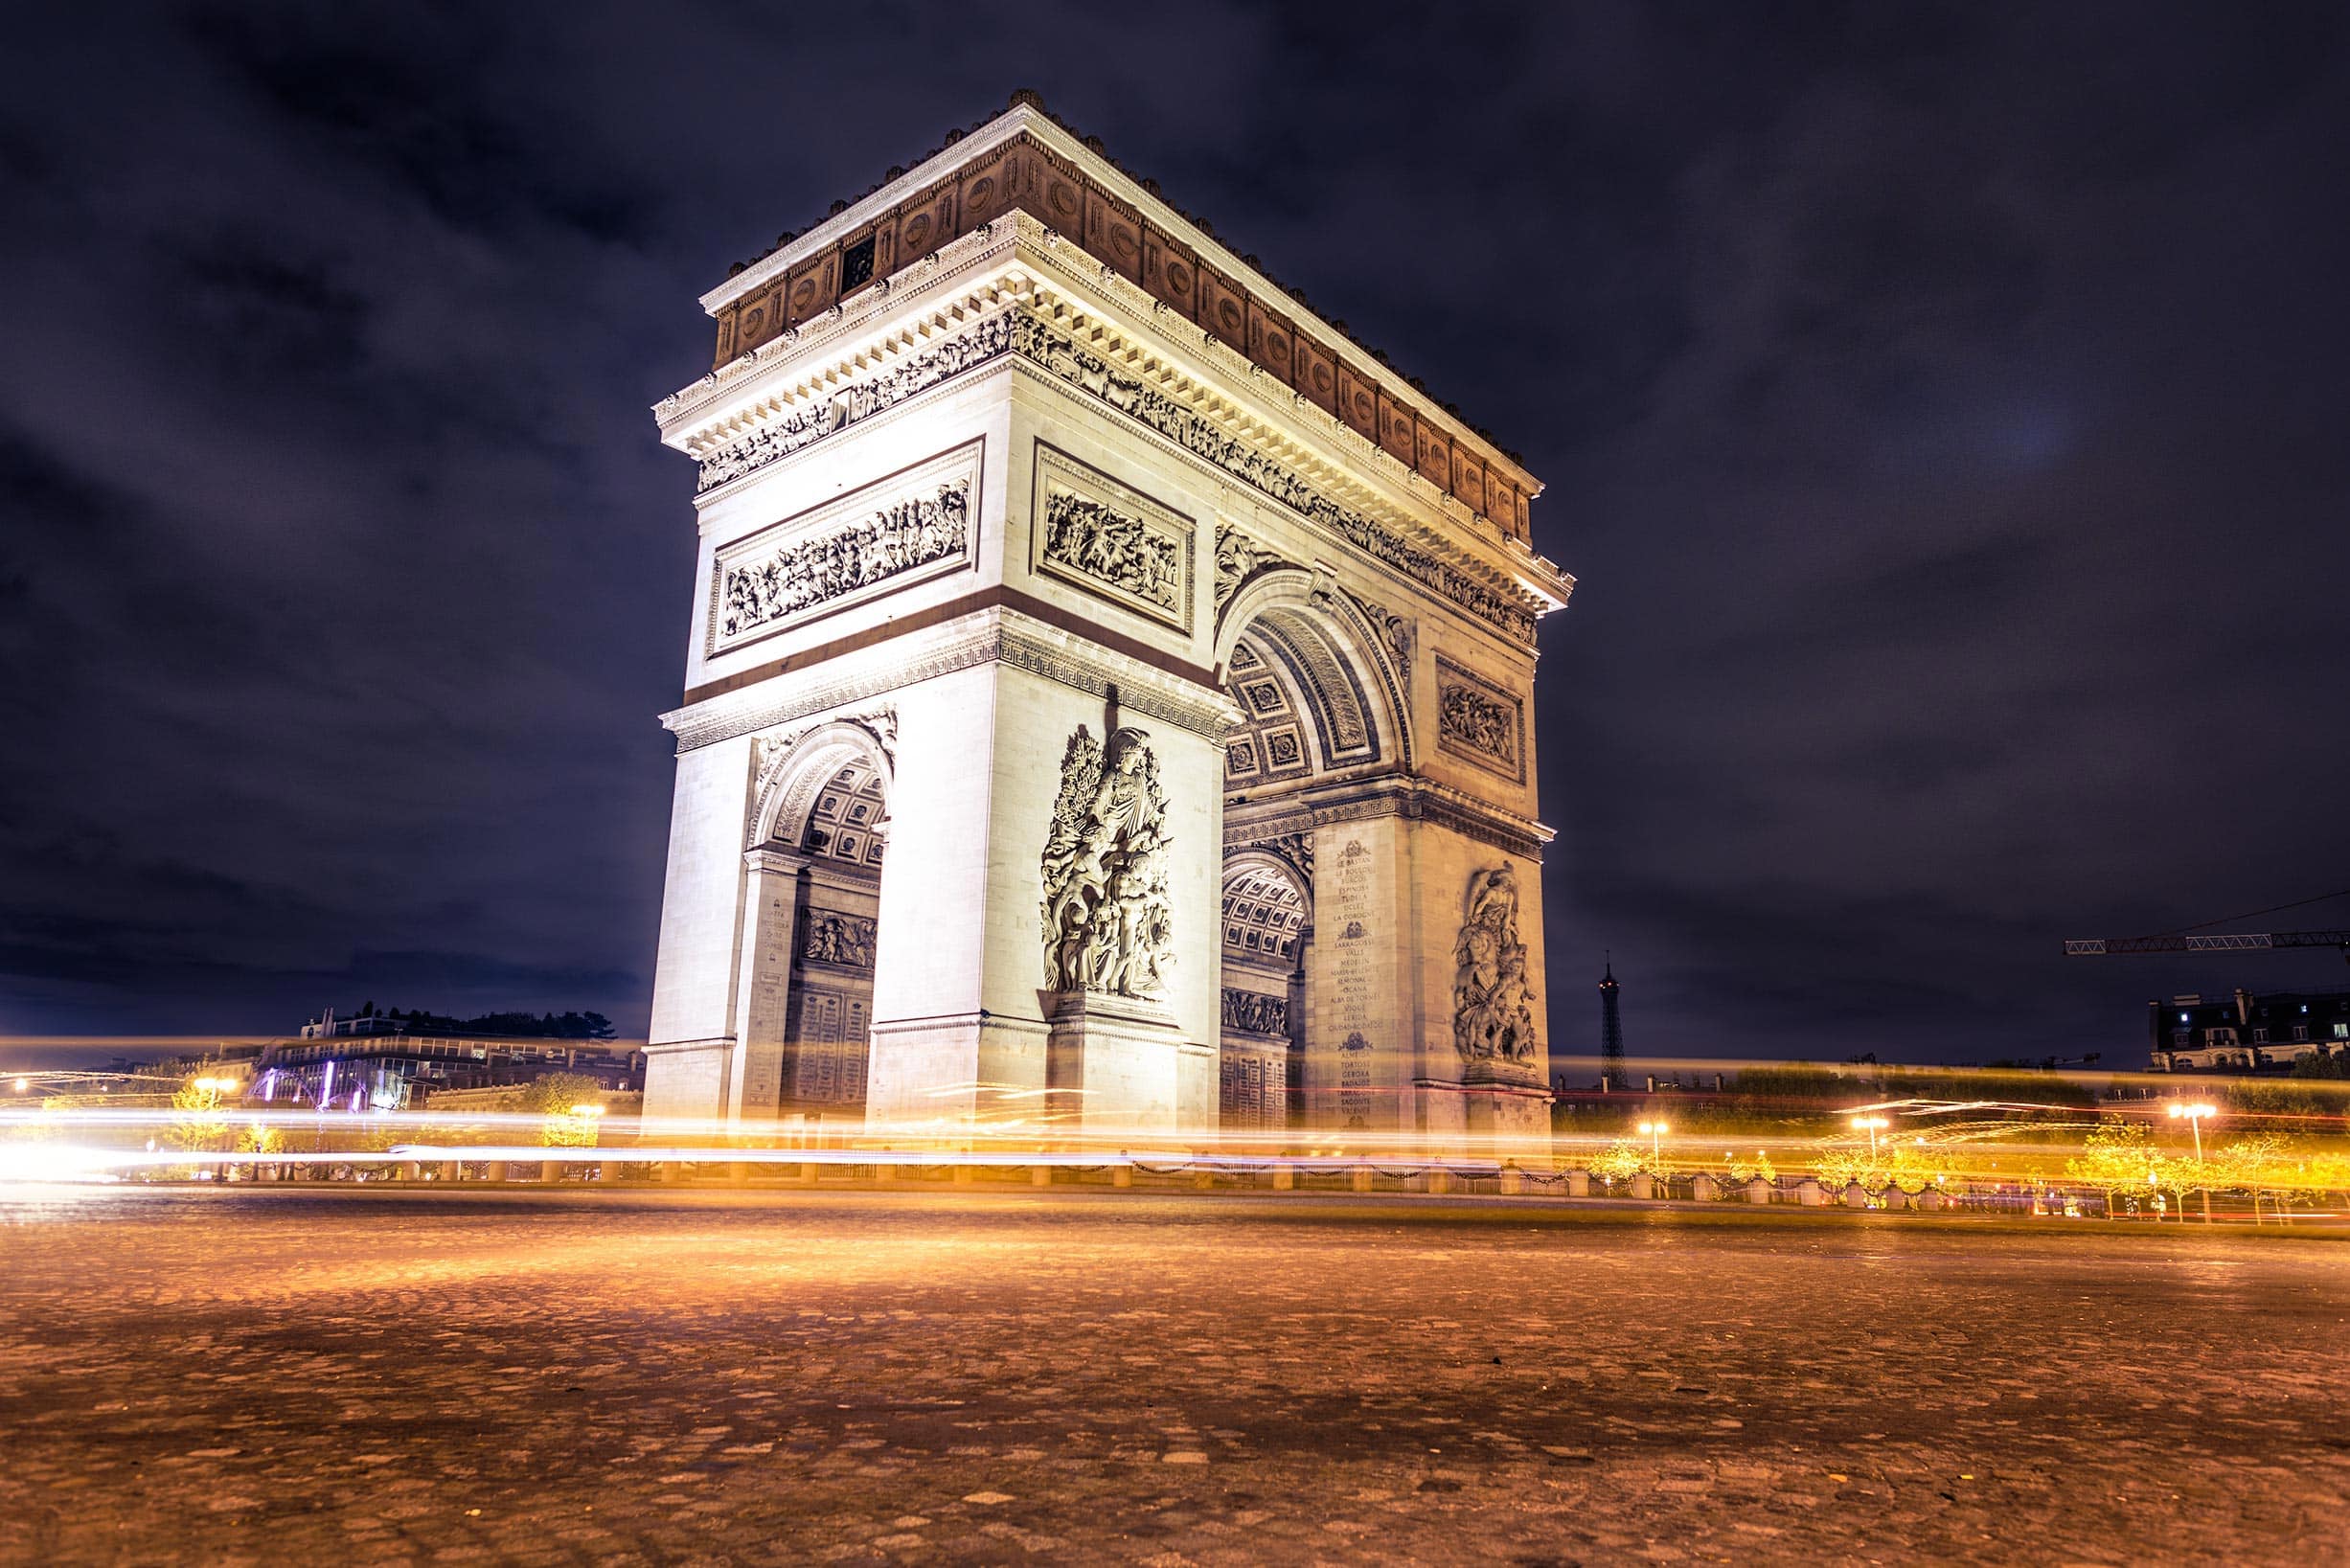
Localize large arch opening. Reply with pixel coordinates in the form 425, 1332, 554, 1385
1220, 853, 1307, 1131
742, 721, 893, 1124
1215, 573, 1410, 1134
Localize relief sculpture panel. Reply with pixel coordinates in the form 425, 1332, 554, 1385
1032, 443, 1194, 631
709, 442, 981, 653
1039, 724, 1175, 1000
1451, 865, 1539, 1068
1434, 655, 1525, 783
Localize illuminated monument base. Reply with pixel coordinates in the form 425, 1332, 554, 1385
639, 99, 1572, 1154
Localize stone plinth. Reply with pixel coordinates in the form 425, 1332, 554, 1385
1044, 991, 1205, 1135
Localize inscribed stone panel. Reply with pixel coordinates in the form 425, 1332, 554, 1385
785, 252, 836, 329
1455, 450, 1485, 516
1197, 262, 1247, 352
1415, 419, 1450, 486
1377, 390, 1416, 465
960, 148, 1012, 229
1142, 230, 1198, 320
1294, 335, 1338, 414
895, 180, 957, 259
1031, 443, 1196, 632
1246, 300, 1293, 386
1084, 187, 1144, 282
1336, 362, 1379, 440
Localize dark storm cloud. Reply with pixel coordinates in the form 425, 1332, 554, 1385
1, 1, 2345, 1066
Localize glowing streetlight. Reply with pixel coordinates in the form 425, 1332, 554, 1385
2167, 1102, 2217, 1160
1850, 1114, 1890, 1157
1636, 1120, 1669, 1163
2169, 1102, 2218, 1224
11, 1077, 28, 1094
568, 1103, 606, 1119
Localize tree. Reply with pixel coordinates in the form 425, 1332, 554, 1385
166, 1077, 233, 1156
517, 1072, 606, 1148
1590, 1139, 1646, 1184
2064, 1122, 2160, 1219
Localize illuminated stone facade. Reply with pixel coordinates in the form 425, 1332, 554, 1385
643, 99, 1572, 1149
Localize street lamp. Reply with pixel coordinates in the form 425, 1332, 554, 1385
2168, 1102, 2218, 1223
2167, 1102, 2216, 1160
1636, 1120, 1669, 1164
568, 1103, 606, 1119
1850, 1114, 1889, 1158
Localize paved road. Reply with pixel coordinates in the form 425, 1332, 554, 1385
2, 1187, 2345, 1565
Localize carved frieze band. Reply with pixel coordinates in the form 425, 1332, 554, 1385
1012, 311, 1540, 645
1221, 988, 1289, 1037
696, 311, 1015, 494
709, 442, 981, 655
1032, 443, 1195, 631
691, 302, 1541, 644
1434, 655, 1525, 784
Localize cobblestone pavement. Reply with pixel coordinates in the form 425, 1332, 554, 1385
2, 1187, 2346, 1565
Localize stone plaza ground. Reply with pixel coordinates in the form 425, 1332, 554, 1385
1, 1187, 2344, 1565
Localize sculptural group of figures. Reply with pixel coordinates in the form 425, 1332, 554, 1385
1439, 682, 1517, 764
798, 910, 877, 970
1041, 489, 1180, 612
1451, 865, 1539, 1064
1220, 988, 1288, 1036
721, 480, 969, 637
1040, 725, 1175, 1000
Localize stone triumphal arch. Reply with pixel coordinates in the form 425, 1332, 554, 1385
642, 96, 1573, 1151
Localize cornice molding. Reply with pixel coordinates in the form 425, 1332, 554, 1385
698, 104, 1544, 505
662, 606, 1239, 754
1223, 778, 1553, 863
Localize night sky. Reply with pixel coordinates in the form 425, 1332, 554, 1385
5, 3, 2347, 1067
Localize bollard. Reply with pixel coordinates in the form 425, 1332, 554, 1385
1193, 1169, 1215, 1190
1113, 1164, 1133, 1189
1795, 1178, 1824, 1206
597, 1158, 622, 1185
401, 1160, 424, 1183
1499, 1168, 1525, 1196
801, 1162, 823, 1187
1351, 1165, 1374, 1193
487, 1160, 510, 1184
1746, 1176, 1771, 1205
1917, 1189, 1945, 1212
951, 1165, 976, 1186
1031, 1165, 1053, 1188
1691, 1172, 1719, 1202
441, 1159, 463, 1183
1630, 1172, 1654, 1200
876, 1163, 899, 1187
1565, 1169, 1589, 1197
1842, 1182, 1868, 1209
1882, 1187, 1908, 1211
540, 1159, 564, 1185
1272, 1163, 1295, 1192
728, 1160, 751, 1185
1427, 1170, 1451, 1195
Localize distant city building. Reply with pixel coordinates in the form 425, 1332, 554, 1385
125, 1010, 648, 1113
1598, 958, 1625, 1084
2149, 988, 2350, 1072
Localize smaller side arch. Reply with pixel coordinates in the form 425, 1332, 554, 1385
748, 716, 896, 850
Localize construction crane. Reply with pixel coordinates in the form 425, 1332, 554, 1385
2064, 929, 2350, 960
2064, 887, 2350, 963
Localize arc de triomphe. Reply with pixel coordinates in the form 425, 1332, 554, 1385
641, 96, 1573, 1151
